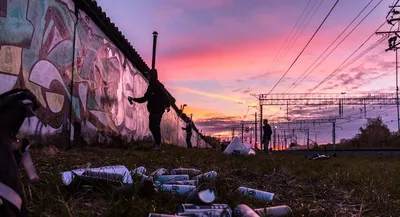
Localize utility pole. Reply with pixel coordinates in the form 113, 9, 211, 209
255, 112, 258, 149
231, 128, 234, 140
273, 125, 276, 151
241, 123, 244, 143
307, 129, 310, 151
259, 104, 263, 150
284, 129, 287, 149
332, 121, 336, 150
376, 2, 400, 131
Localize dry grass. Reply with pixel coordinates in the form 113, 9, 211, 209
19, 143, 400, 217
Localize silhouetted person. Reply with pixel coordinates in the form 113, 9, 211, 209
262, 119, 272, 154
128, 69, 171, 150
182, 121, 193, 148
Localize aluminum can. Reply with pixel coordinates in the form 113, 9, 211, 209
237, 187, 274, 201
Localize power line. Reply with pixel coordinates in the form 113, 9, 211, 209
284, 0, 375, 93
288, 0, 385, 93
350, 68, 395, 90
308, 20, 386, 93
275, 0, 324, 73
265, 0, 340, 95
251, 0, 316, 91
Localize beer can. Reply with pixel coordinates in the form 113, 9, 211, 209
148, 213, 177, 217
156, 175, 189, 184
187, 183, 217, 204
170, 168, 202, 176
150, 168, 168, 178
160, 184, 196, 196
177, 209, 232, 217
132, 166, 147, 175
237, 187, 274, 201
233, 204, 260, 217
177, 204, 231, 213
165, 180, 198, 186
82, 170, 124, 182
254, 205, 292, 217
193, 171, 217, 182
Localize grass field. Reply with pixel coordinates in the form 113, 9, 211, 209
21, 143, 400, 217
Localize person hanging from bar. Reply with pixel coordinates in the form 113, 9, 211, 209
128, 69, 171, 150
262, 119, 272, 154
182, 119, 193, 148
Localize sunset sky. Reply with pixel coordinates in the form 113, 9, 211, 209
97, 0, 399, 143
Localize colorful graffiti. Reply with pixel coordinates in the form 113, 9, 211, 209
0, 0, 209, 148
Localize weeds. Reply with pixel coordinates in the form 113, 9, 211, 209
21, 144, 400, 217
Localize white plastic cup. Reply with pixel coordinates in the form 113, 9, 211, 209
237, 187, 274, 201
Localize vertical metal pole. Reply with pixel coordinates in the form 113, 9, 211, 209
260, 104, 263, 150
333, 121, 336, 150
273, 126, 276, 151
396, 48, 400, 132
152, 31, 158, 70
255, 112, 257, 149
307, 129, 310, 151
364, 99, 367, 118
284, 129, 287, 149
231, 128, 234, 140
278, 133, 280, 150
241, 123, 244, 143
286, 100, 289, 129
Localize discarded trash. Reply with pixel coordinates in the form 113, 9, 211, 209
61, 165, 133, 186
177, 209, 232, 216
187, 183, 217, 204
165, 180, 198, 186
308, 154, 332, 160
132, 166, 147, 175
194, 171, 217, 182
177, 204, 231, 213
114, 180, 157, 199
157, 175, 190, 184
151, 168, 169, 178
233, 204, 260, 217
80, 170, 124, 184
237, 187, 274, 201
254, 205, 293, 217
22, 150, 39, 182
223, 137, 254, 156
148, 213, 178, 217
160, 184, 196, 196
132, 172, 153, 183
170, 168, 202, 176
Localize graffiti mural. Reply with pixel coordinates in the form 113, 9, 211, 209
0, 0, 209, 147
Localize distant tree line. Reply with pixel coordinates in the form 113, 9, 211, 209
315, 117, 400, 150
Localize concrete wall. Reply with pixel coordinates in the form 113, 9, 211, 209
0, 0, 211, 148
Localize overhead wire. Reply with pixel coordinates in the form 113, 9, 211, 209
265, 0, 340, 95
308, 20, 386, 93
288, 0, 385, 93
251, 0, 317, 92
284, 0, 375, 93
